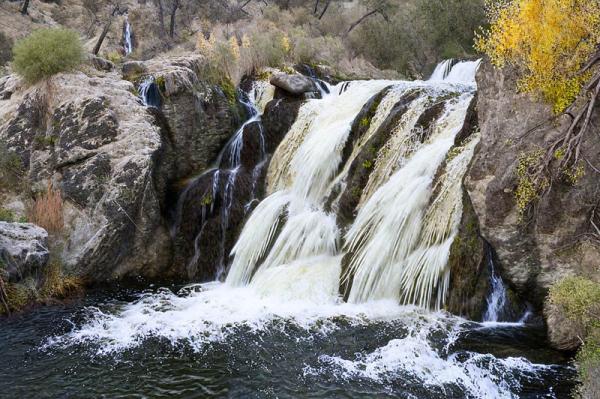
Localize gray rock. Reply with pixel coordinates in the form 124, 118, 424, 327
270, 73, 318, 96
88, 54, 114, 72
0, 222, 49, 281
122, 61, 147, 80
0, 53, 243, 283
466, 60, 600, 308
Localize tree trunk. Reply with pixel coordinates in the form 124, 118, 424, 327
156, 0, 166, 37
318, 0, 331, 20
21, 0, 30, 15
313, 0, 320, 14
169, 0, 180, 39
93, 20, 112, 55
346, 9, 380, 35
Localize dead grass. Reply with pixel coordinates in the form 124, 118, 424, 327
27, 182, 64, 234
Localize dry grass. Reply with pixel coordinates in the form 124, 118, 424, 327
40, 260, 84, 299
27, 182, 64, 234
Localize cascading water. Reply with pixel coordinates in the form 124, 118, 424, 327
483, 254, 509, 323
123, 15, 133, 55
171, 80, 275, 279
31, 61, 576, 398
227, 62, 480, 310
138, 76, 161, 108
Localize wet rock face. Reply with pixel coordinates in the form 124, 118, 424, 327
467, 60, 600, 307
138, 55, 244, 181
0, 222, 49, 282
270, 73, 318, 96
171, 93, 303, 281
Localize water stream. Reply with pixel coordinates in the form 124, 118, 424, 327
0, 62, 577, 398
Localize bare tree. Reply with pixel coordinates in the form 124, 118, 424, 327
318, 0, 331, 19
169, 0, 181, 38
346, 0, 394, 35
155, 0, 167, 37
93, 2, 125, 55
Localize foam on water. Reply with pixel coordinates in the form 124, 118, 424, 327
45, 285, 566, 398
306, 324, 561, 399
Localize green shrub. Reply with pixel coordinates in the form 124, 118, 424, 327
12, 28, 84, 84
549, 277, 600, 397
0, 208, 15, 222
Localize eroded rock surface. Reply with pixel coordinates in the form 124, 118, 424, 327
0, 222, 49, 281
467, 61, 600, 307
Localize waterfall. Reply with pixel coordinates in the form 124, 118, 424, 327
124, 16, 133, 55
171, 81, 275, 278
138, 77, 161, 108
482, 252, 509, 322
227, 80, 392, 289
429, 59, 456, 81
226, 67, 480, 310
429, 59, 481, 84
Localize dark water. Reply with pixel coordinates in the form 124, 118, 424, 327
0, 286, 576, 399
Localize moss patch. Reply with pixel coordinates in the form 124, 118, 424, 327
549, 277, 600, 397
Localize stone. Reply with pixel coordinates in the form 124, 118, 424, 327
88, 54, 114, 72
466, 60, 600, 308
122, 60, 147, 80
0, 222, 49, 281
270, 73, 318, 96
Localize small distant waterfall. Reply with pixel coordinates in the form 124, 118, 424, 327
226, 61, 481, 309
138, 77, 161, 108
482, 253, 509, 323
429, 59, 456, 81
429, 59, 481, 84
124, 16, 133, 55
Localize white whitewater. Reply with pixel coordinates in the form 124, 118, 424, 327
227, 79, 392, 287
228, 60, 481, 310
124, 16, 133, 55
483, 256, 509, 323
45, 61, 560, 398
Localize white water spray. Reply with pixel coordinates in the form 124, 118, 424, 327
124, 16, 133, 55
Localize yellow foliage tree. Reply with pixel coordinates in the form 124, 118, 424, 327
476, 0, 600, 113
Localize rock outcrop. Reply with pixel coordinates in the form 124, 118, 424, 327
467, 60, 600, 307
270, 73, 318, 96
468, 60, 600, 345
0, 54, 241, 283
0, 222, 49, 281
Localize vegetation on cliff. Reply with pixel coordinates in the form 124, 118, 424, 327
477, 0, 600, 229
12, 28, 84, 84
549, 277, 600, 397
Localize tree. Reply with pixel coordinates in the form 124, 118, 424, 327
346, 0, 396, 35
477, 0, 600, 217
21, 0, 30, 15
476, 0, 600, 114
13, 28, 84, 83
168, 0, 181, 38
92, 2, 125, 55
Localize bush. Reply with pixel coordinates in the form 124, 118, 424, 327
12, 28, 84, 84
27, 183, 64, 233
549, 277, 600, 398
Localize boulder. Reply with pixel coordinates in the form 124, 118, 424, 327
0, 222, 49, 281
88, 54, 114, 72
270, 73, 318, 96
466, 60, 600, 307
122, 60, 147, 80
139, 55, 244, 180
